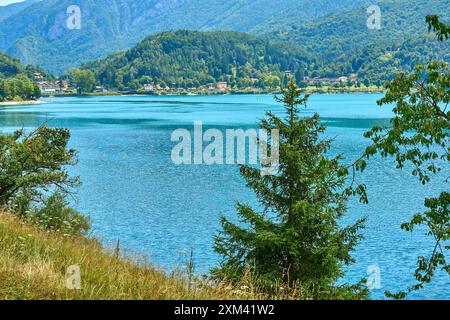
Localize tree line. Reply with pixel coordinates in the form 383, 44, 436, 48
80, 30, 308, 91
0, 52, 45, 102
0, 75, 41, 102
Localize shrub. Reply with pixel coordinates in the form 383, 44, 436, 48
0, 126, 79, 207
30, 192, 91, 236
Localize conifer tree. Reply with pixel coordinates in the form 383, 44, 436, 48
213, 79, 367, 298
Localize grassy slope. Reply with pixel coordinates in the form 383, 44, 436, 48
0, 210, 240, 300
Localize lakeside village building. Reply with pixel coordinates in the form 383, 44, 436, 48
143, 82, 228, 92
33, 72, 71, 95
33, 70, 229, 95
216, 82, 228, 90
36, 80, 70, 94
303, 76, 351, 85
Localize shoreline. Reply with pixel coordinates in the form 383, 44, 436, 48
42, 88, 385, 99
0, 100, 45, 106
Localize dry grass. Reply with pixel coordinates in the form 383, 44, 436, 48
0, 210, 247, 300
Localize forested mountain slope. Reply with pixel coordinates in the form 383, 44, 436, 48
0, 0, 447, 81
83, 30, 309, 89
0, 0, 40, 22
0, 0, 368, 74
268, 0, 450, 83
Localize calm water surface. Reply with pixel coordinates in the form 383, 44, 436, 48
1, 94, 448, 299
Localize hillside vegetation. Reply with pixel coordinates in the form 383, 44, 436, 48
0, 0, 39, 22
0, 52, 42, 102
270, 0, 450, 83
0, 122, 312, 300
0, 210, 245, 300
83, 30, 308, 90
0, 0, 447, 83
0, 52, 26, 79
0, 0, 380, 74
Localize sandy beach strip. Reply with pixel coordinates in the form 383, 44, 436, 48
0, 100, 45, 106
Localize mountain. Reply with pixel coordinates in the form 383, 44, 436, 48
82, 30, 308, 90
0, 0, 40, 22
134, 0, 369, 34
268, 0, 450, 83
0, 0, 368, 74
0, 0, 447, 79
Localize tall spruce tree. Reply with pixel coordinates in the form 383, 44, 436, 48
213, 79, 367, 298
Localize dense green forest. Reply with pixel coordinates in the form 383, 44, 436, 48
0, 51, 24, 79
80, 25, 450, 90
82, 31, 310, 90
0, 75, 41, 102
270, 0, 450, 84
0, 52, 42, 101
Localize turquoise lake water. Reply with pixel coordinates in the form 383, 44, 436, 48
1, 94, 448, 299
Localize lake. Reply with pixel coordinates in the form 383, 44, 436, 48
0, 94, 448, 299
